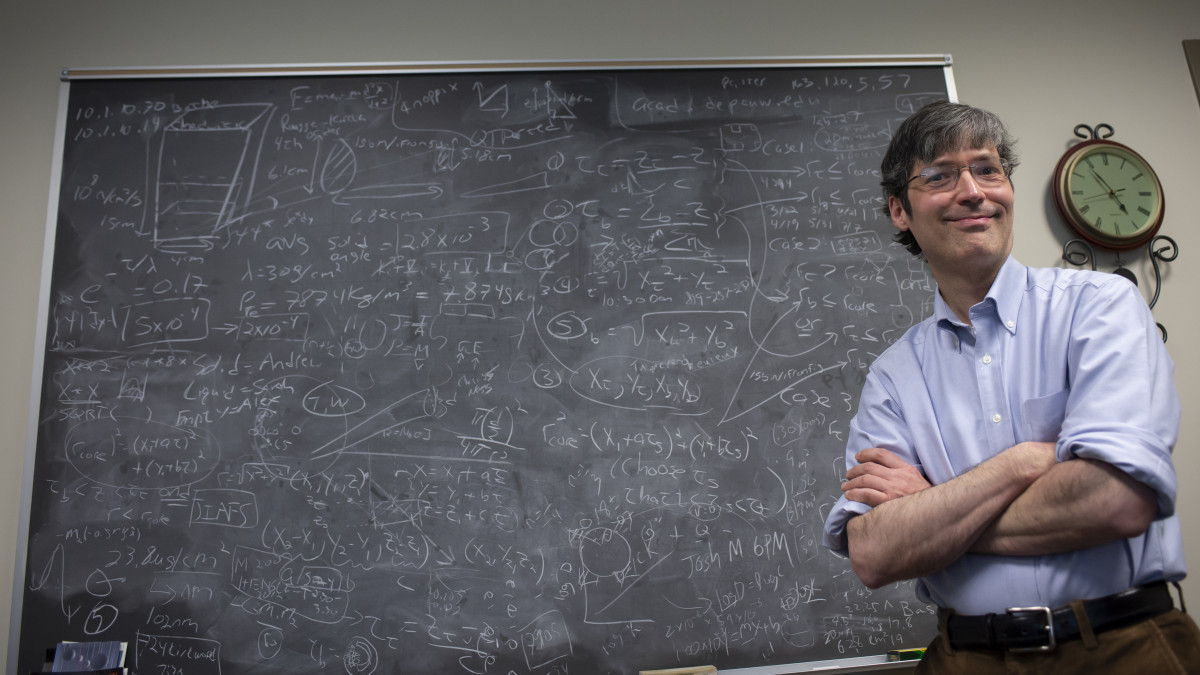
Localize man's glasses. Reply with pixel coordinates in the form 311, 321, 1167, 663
905, 159, 1012, 191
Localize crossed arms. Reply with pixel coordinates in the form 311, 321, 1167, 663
842, 443, 1158, 589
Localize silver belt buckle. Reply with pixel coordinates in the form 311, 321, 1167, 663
1006, 606, 1056, 652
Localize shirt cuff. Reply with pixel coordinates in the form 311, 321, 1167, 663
1060, 428, 1178, 518
821, 495, 872, 556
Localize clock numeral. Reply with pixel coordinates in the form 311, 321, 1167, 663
1101, 153, 1110, 166
1080, 205, 1091, 214
1138, 191, 1152, 197
1137, 206, 1151, 216
1132, 172, 1144, 181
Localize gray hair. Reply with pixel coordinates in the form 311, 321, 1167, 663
880, 101, 1019, 256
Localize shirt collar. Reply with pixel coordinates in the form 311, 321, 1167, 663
986, 256, 1024, 335
933, 256, 1024, 334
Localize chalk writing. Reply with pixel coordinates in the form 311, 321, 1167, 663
21, 63, 946, 674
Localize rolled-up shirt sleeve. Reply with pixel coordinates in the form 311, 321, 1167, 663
1057, 278, 1181, 517
822, 361, 921, 556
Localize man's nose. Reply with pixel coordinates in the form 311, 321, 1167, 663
953, 167, 985, 199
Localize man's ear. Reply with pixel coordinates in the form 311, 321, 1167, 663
888, 195, 910, 232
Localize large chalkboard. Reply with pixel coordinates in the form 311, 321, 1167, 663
17, 59, 950, 675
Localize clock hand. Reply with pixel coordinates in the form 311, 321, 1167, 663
1080, 190, 1125, 203
1088, 167, 1129, 211
1088, 166, 1117, 193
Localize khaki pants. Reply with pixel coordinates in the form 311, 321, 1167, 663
915, 609, 1200, 674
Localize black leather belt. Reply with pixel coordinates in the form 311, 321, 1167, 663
943, 582, 1175, 652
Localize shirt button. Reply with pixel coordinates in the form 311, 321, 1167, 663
982, 355, 993, 365
992, 413, 1002, 424
1007, 320, 1015, 329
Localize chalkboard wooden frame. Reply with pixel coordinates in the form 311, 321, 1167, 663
15, 56, 955, 675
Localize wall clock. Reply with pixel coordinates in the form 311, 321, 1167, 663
1052, 124, 1165, 251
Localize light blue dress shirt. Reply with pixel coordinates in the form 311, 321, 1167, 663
822, 256, 1185, 615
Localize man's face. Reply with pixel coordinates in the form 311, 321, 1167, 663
888, 144, 1015, 278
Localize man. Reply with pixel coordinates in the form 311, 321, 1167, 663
821, 101, 1200, 672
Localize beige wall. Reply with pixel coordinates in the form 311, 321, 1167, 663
1, 0, 1198, 670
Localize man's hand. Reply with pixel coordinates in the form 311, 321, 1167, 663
842, 447, 931, 507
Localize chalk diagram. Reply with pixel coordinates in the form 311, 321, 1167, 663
31, 70, 945, 674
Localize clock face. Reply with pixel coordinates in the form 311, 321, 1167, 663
1053, 140, 1164, 250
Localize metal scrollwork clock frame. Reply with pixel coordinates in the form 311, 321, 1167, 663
1056, 124, 1179, 341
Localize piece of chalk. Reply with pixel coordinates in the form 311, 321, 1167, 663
887, 648, 926, 661
639, 666, 717, 675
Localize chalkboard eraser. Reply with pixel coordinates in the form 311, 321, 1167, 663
640, 666, 717, 675
887, 648, 926, 661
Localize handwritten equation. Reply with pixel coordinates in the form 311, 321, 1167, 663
23, 65, 945, 674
